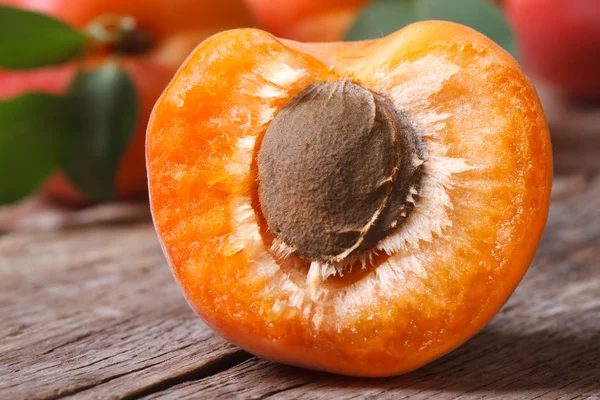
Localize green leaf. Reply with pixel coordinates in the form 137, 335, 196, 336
0, 93, 72, 204
0, 5, 86, 69
62, 64, 138, 202
345, 0, 417, 41
345, 0, 516, 57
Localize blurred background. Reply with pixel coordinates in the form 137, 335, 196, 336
0, 0, 598, 229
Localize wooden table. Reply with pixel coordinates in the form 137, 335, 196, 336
2, 89, 600, 400
0, 172, 598, 400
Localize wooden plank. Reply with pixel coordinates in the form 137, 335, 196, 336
145, 176, 600, 400
0, 224, 250, 399
1, 175, 599, 400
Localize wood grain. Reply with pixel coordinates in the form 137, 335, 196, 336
1, 175, 599, 400
0, 225, 249, 399
145, 175, 600, 400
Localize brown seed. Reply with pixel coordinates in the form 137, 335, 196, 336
257, 80, 425, 262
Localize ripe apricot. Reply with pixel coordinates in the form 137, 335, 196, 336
1, 0, 253, 203
506, 0, 600, 98
147, 22, 552, 377
245, 0, 367, 41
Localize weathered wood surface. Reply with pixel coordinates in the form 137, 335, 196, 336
1, 173, 599, 400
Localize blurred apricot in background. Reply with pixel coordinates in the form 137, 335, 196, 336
0, 0, 253, 204
506, 0, 600, 99
245, 0, 368, 41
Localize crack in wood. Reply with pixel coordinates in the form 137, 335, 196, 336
41, 359, 174, 400
41, 332, 95, 356
255, 382, 312, 399
123, 350, 254, 399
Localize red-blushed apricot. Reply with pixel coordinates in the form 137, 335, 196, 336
0, 66, 73, 100
506, 0, 600, 99
1, 0, 253, 204
147, 22, 552, 377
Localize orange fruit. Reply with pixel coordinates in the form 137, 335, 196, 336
147, 22, 552, 376
245, 0, 367, 41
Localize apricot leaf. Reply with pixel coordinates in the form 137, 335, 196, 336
62, 64, 138, 202
345, 0, 417, 41
0, 5, 85, 69
345, 0, 516, 57
0, 94, 72, 204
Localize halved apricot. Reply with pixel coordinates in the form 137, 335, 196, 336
147, 22, 552, 377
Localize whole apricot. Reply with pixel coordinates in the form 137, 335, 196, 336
147, 22, 552, 376
244, 0, 368, 41
506, 0, 600, 98
0, 0, 253, 204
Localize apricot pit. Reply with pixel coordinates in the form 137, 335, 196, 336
258, 80, 424, 262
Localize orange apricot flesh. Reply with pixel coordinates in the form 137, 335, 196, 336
147, 22, 552, 377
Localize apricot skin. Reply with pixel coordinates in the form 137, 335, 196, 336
244, 0, 367, 41
147, 22, 552, 377
0, 0, 253, 203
